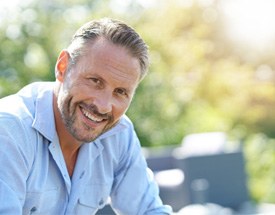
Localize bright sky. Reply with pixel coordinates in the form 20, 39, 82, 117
0, 0, 31, 25
220, 0, 275, 51
0, 0, 33, 11
0, 0, 20, 8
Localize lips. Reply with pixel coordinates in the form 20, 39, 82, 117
80, 107, 104, 123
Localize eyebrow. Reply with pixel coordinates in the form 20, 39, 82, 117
91, 73, 135, 94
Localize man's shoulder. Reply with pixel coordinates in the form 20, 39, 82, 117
119, 115, 134, 129
0, 82, 54, 119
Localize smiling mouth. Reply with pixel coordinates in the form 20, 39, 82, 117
80, 107, 105, 123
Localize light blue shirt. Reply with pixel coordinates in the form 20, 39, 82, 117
0, 82, 172, 215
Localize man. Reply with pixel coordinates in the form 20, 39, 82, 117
0, 18, 172, 214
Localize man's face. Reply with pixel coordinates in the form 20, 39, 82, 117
56, 38, 140, 143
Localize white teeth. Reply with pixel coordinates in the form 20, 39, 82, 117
82, 109, 103, 122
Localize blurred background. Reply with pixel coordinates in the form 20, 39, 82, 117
1, 0, 275, 212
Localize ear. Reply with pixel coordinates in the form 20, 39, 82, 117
55, 50, 70, 82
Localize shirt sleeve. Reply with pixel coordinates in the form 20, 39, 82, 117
0, 115, 33, 214
110, 127, 173, 215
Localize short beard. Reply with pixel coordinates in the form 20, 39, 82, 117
58, 94, 116, 143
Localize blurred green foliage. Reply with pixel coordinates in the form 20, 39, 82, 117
1, 0, 275, 203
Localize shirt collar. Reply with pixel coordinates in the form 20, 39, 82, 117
95, 116, 129, 140
32, 83, 56, 142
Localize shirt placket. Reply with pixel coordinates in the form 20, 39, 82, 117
48, 134, 72, 213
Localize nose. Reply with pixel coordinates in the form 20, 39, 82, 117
93, 91, 113, 114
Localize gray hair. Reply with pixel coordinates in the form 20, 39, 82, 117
67, 18, 149, 81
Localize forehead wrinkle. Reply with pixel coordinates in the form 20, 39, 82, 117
95, 52, 140, 82
93, 38, 141, 79
106, 62, 138, 82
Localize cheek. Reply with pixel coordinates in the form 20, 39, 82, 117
113, 101, 131, 119
57, 93, 72, 115
65, 83, 88, 102
57, 90, 68, 108
58, 85, 79, 111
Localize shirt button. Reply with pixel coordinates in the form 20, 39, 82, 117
79, 171, 85, 179
30, 206, 37, 213
99, 199, 104, 206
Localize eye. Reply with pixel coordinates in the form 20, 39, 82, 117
115, 88, 128, 97
90, 78, 100, 84
88, 77, 103, 88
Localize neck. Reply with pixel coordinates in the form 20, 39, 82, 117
53, 93, 81, 176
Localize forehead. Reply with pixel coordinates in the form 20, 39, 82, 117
76, 38, 141, 86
